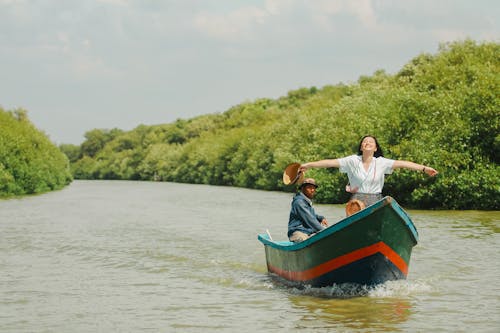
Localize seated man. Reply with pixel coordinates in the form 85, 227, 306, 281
288, 178, 328, 242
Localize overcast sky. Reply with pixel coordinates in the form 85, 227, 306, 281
1, 0, 498, 144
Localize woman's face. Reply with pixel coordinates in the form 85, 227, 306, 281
360, 136, 377, 154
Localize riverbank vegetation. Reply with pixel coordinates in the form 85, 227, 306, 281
62, 40, 498, 209
0, 108, 72, 197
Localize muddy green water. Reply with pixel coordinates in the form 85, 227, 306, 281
1, 180, 499, 332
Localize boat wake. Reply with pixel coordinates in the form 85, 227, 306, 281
269, 274, 432, 298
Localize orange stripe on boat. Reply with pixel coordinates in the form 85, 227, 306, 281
268, 241, 408, 281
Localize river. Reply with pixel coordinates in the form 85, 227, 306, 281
1, 180, 499, 332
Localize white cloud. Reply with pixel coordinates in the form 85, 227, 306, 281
193, 6, 271, 41
306, 0, 377, 30
191, 0, 383, 50
97, 0, 127, 5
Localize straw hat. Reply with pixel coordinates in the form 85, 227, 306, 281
345, 199, 365, 217
300, 178, 318, 188
282, 162, 305, 185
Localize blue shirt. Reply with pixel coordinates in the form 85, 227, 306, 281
288, 192, 325, 237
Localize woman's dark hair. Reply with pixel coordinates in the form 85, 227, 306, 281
357, 135, 384, 157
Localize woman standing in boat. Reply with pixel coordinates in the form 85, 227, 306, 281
300, 135, 439, 207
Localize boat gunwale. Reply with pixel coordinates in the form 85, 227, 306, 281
258, 196, 419, 251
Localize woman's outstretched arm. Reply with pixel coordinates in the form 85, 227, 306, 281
393, 160, 438, 176
300, 159, 341, 172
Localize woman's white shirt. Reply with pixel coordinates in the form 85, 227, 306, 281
338, 155, 395, 194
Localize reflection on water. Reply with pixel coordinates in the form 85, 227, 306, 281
410, 209, 500, 235
265, 278, 423, 331
288, 294, 412, 331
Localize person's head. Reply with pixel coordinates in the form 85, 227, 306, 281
357, 135, 384, 157
300, 178, 318, 199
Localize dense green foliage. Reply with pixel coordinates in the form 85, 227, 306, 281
0, 108, 72, 197
66, 40, 499, 209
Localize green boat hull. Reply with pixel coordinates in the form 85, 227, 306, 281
258, 196, 418, 287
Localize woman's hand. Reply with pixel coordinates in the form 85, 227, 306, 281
345, 185, 359, 193
423, 166, 439, 177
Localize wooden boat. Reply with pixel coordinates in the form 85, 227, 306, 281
257, 196, 418, 287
